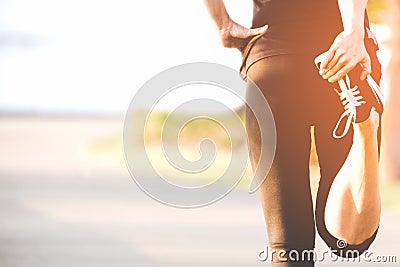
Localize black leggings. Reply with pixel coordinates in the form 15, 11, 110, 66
245, 51, 381, 266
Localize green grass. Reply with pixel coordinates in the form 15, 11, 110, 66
88, 109, 400, 213
133, 107, 247, 149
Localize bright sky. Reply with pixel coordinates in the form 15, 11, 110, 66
0, 0, 390, 114
0, 0, 253, 114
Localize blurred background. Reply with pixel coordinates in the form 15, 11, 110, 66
0, 0, 399, 266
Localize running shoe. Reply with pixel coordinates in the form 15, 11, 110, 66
315, 52, 384, 139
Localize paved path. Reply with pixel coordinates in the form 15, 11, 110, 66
0, 116, 398, 267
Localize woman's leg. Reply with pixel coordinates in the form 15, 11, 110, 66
246, 55, 316, 266
314, 52, 382, 255
315, 115, 381, 256
323, 110, 381, 245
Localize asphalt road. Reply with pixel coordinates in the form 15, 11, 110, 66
0, 116, 398, 267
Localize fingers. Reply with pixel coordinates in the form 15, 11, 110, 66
249, 24, 269, 36
230, 26, 268, 49
319, 48, 337, 74
326, 60, 356, 83
323, 52, 355, 82
317, 31, 373, 83
219, 21, 268, 49
360, 56, 372, 81
320, 53, 371, 83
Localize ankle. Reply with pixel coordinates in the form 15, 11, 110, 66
355, 109, 379, 133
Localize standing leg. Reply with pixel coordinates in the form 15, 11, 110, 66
246, 55, 315, 266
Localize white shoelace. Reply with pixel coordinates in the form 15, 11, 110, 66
314, 52, 385, 139
333, 75, 366, 139
366, 74, 385, 106
332, 74, 385, 139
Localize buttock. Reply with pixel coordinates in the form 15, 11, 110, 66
240, 19, 344, 79
243, 30, 382, 128
245, 53, 344, 128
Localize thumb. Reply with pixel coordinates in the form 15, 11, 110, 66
360, 56, 371, 81
249, 24, 269, 36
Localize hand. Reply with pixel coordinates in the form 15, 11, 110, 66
218, 19, 268, 50
319, 30, 370, 83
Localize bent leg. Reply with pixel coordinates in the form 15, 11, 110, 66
315, 106, 381, 256
324, 110, 381, 245
314, 40, 382, 255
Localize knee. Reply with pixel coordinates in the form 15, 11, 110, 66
321, 228, 379, 259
